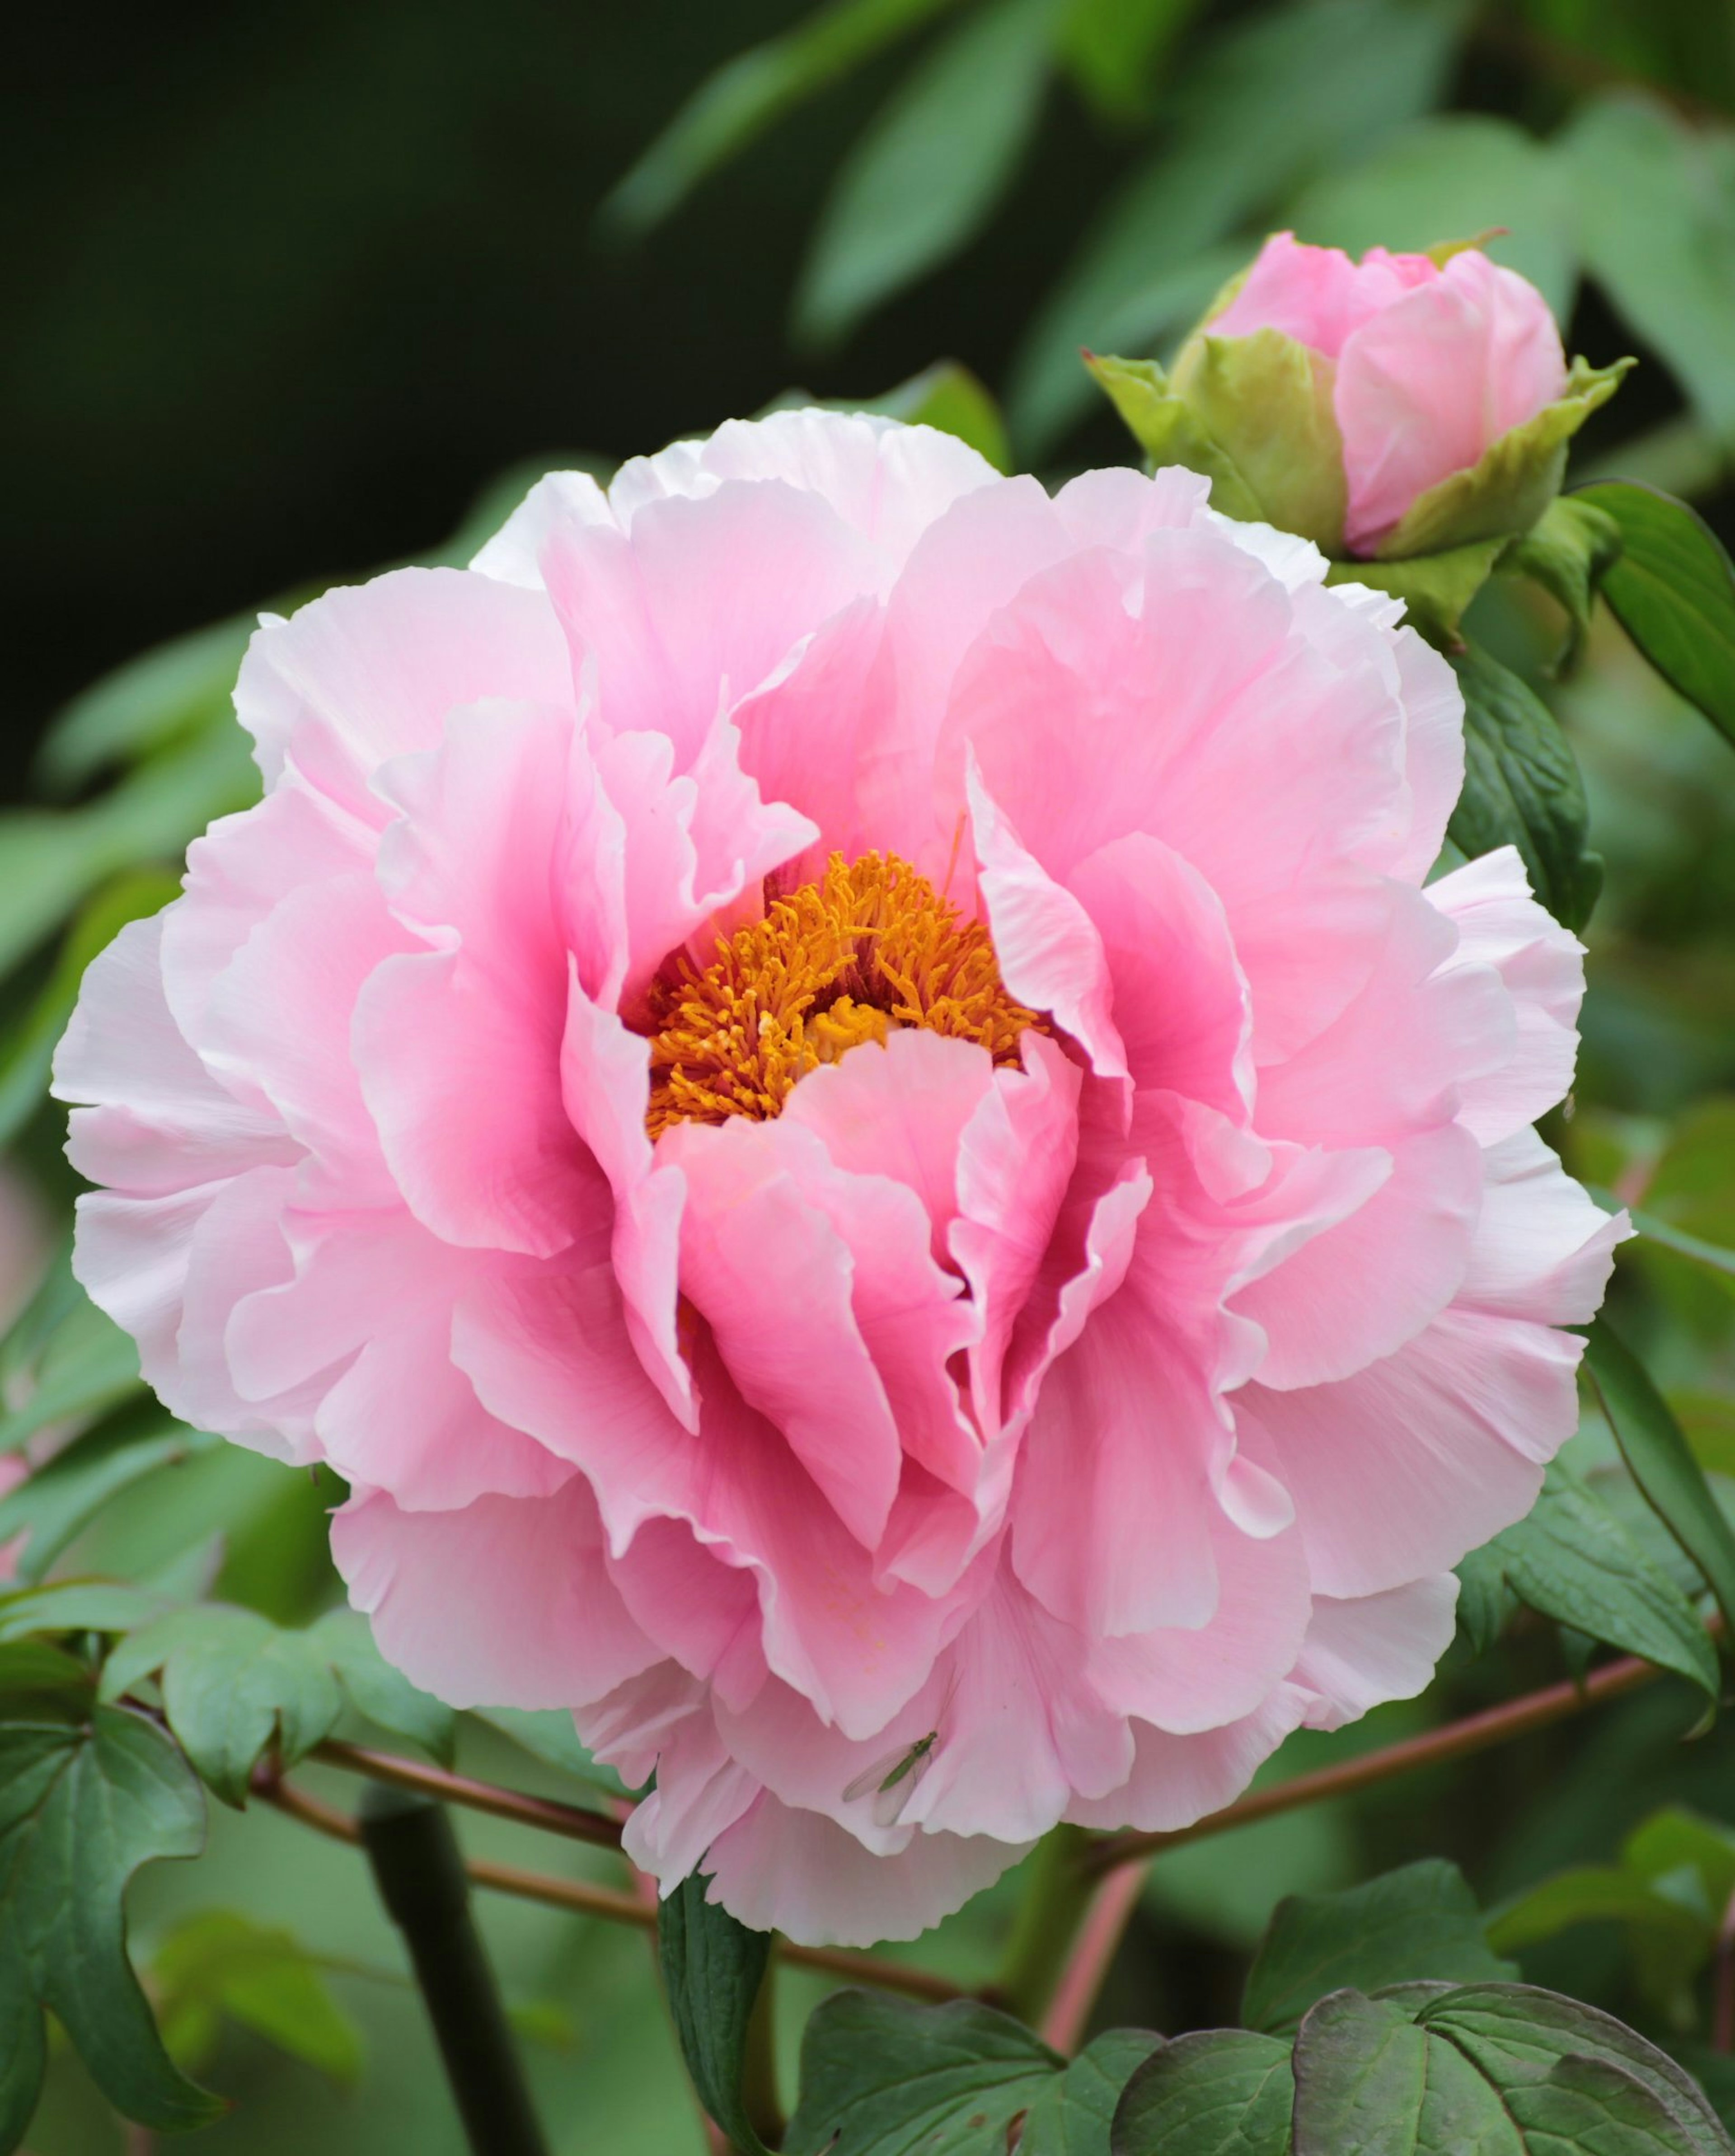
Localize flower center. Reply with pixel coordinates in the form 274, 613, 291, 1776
645, 851, 1041, 1139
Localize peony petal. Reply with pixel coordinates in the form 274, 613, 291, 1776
333, 1477, 661, 1710
1238, 1305, 1585, 1596
1290, 1575, 1460, 1730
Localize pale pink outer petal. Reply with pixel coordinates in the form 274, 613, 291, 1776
539, 481, 884, 767
332, 1480, 662, 1711
1237, 1307, 1583, 1598
701, 1791, 1028, 1947
1065, 1685, 1309, 1833
1337, 249, 1568, 552
1425, 848, 1584, 1145
1290, 1576, 1461, 1731
621, 1711, 761, 1884
224, 1208, 573, 1506
54, 915, 298, 1197
1458, 1129, 1630, 1325
1210, 231, 1438, 358
355, 705, 600, 1257
236, 568, 573, 814
602, 409, 1002, 568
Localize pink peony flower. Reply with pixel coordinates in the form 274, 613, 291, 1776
1208, 231, 1569, 554
56, 412, 1624, 1945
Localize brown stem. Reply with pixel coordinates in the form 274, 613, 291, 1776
311, 1737, 625, 1851
1080, 1649, 1669, 1880
255, 1769, 961, 2004
1039, 1864, 1146, 2055
1713, 1887, 1735, 2054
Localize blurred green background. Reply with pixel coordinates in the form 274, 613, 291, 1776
9, 0, 1735, 2149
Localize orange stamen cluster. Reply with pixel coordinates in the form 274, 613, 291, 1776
645, 851, 1041, 1138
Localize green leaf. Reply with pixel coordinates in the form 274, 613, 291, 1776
1418, 1986, 1732, 2155
100, 1605, 344, 1808
1585, 1317, 1735, 1647
305, 1609, 455, 1765
0, 722, 258, 980
1290, 1985, 1729, 2155
784, 1989, 1061, 2154
600, 0, 967, 237
1454, 1462, 1720, 1697
794, 0, 1059, 347
0, 1578, 163, 1644
0, 1640, 94, 1703
1327, 533, 1510, 646
1486, 1866, 1710, 1965
1243, 1861, 1514, 2036
471, 1705, 624, 1791
1562, 95, 1735, 443
1008, 0, 1466, 449
1447, 642, 1603, 931
0, 869, 181, 1148
151, 1909, 364, 2083
35, 615, 254, 794
1056, 0, 1202, 122
1111, 2029, 1294, 2155
1573, 481, 1735, 751
0, 1705, 221, 2143
0, 1413, 220, 1586
1290, 113, 1576, 321
0, 1265, 141, 1457
658, 1873, 775, 2156
1505, 494, 1626, 672
1022, 2029, 1164, 2154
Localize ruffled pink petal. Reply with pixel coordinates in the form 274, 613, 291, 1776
1237, 1305, 1585, 1597
456, 1280, 960, 1737
619, 1705, 761, 1884
1085, 1507, 1312, 1737
659, 1117, 924, 1544
333, 1478, 662, 1710
55, 916, 297, 1197
967, 761, 1127, 1084
950, 1031, 1083, 1442
1068, 832, 1252, 1117
1254, 882, 1511, 1148
1211, 233, 1437, 356
701, 1789, 1027, 1946
200, 871, 410, 1201
225, 1208, 571, 1506
1234, 1124, 1484, 1389
470, 469, 613, 587
596, 712, 816, 1006
605, 408, 1000, 568
944, 529, 1412, 924
604, 1517, 767, 1711
355, 704, 605, 1256
1457, 1129, 1629, 1326
539, 480, 882, 770
237, 569, 573, 816
1338, 249, 1568, 552
160, 773, 375, 1050
1065, 1684, 1308, 1833
1425, 848, 1583, 1144
1290, 1575, 1460, 1731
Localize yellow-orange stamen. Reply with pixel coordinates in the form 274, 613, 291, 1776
645, 851, 1041, 1139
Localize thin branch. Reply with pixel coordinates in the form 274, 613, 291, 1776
1039, 1865, 1146, 2055
1080, 1648, 1670, 1879
256, 1769, 962, 2004
1714, 1887, 1735, 2055
311, 1737, 627, 1851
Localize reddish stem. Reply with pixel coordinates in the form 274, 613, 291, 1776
1080, 1647, 1669, 1879
1039, 1864, 1146, 2054
1713, 1887, 1735, 2054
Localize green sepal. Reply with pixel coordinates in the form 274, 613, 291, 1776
1376, 355, 1635, 562
1085, 353, 1266, 524
1504, 494, 1625, 672
1327, 535, 1510, 647
1169, 328, 1348, 550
